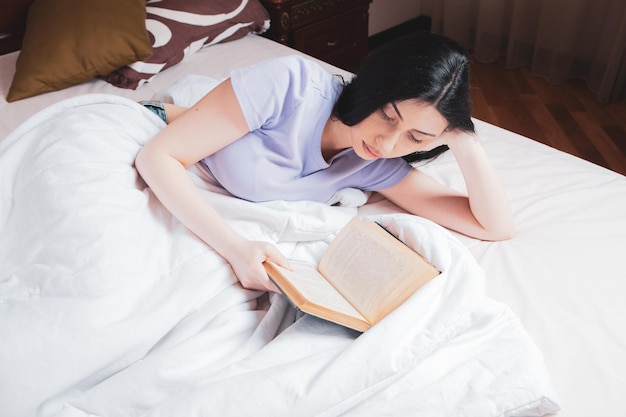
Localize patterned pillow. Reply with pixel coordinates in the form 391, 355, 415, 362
102, 0, 270, 89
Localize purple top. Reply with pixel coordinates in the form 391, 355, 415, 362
201, 55, 412, 203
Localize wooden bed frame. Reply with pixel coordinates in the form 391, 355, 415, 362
0, 0, 36, 55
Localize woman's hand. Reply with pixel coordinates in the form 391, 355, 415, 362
221, 237, 292, 293
438, 128, 473, 150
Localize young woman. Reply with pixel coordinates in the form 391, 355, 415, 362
135, 32, 514, 293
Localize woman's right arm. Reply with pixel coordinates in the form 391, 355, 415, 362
135, 79, 289, 292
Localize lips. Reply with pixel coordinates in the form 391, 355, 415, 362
362, 142, 380, 158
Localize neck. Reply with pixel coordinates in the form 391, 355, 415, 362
321, 117, 349, 162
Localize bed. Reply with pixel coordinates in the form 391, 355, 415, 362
1, 1, 625, 416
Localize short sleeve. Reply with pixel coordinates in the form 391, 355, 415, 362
230, 55, 331, 131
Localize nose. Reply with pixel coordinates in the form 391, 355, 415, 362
376, 133, 398, 156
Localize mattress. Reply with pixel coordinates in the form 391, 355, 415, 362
1, 33, 625, 417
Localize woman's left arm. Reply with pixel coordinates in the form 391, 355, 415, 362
378, 131, 515, 241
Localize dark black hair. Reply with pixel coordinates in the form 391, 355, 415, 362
333, 32, 474, 163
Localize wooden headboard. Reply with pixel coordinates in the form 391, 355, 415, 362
0, 0, 36, 55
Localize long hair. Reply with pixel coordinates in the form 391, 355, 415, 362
333, 32, 474, 163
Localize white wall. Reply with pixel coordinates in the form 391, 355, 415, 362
368, 0, 425, 36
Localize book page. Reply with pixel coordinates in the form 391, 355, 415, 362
319, 218, 439, 323
269, 262, 365, 321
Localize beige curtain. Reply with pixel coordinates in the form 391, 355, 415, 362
422, 0, 626, 103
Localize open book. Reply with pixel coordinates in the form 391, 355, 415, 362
264, 217, 440, 332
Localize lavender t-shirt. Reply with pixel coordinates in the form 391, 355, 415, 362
201, 55, 411, 203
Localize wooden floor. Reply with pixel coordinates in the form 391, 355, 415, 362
469, 58, 626, 176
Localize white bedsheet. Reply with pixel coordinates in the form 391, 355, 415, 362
0, 94, 558, 416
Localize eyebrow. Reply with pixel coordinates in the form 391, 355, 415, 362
390, 101, 438, 137
391, 102, 404, 121
416, 130, 437, 137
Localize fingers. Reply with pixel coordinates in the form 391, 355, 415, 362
230, 241, 290, 293
263, 273, 280, 293
260, 244, 290, 293
235, 265, 277, 293
263, 244, 293, 271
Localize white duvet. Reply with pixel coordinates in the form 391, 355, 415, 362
0, 94, 558, 417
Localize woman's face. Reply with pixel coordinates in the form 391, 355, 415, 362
350, 100, 449, 160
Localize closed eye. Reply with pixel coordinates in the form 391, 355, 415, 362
380, 107, 393, 121
408, 132, 422, 143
